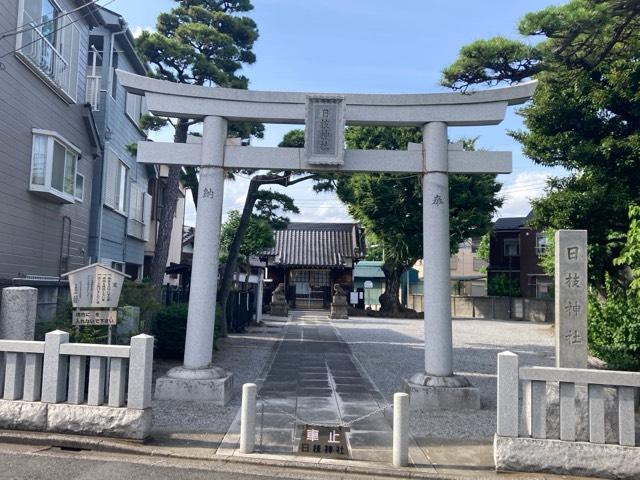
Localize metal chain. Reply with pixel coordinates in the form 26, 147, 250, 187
258, 397, 393, 428
342, 402, 393, 427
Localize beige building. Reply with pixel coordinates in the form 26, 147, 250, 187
450, 238, 487, 296
408, 238, 487, 311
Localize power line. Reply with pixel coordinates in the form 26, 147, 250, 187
0, 0, 115, 60
0, 0, 104, 41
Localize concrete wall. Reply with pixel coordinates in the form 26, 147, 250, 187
451, 295, 554, 322
0, 0, 96, 281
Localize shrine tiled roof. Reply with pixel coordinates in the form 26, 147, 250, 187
261, 223, 364, 268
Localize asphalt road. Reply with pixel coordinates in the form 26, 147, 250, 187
0, 443, 358, 480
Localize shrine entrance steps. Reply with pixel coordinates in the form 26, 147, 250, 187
220, 311, 395, 462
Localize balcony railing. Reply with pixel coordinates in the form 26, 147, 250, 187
86, 75, 101, 110
16, 15, 71, 99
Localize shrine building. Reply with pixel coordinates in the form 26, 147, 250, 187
260, 223, 365, 310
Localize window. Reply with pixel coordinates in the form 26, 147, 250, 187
536, 277, 553, 299
504, 238, 520, 257
29, 130, 80, 203
74, 173, 84, 202
104, 150, 128, 215
535, 233, 548, 256
127, 183, 152, 241
41, 0, 59, 45
15, 0, 81, 101
125, 92, 147, 126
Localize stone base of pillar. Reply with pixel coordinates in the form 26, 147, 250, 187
269, 303, 288, 317
403, 373, 480, 411
154, 366, 233, 405
329, 302, 348, 319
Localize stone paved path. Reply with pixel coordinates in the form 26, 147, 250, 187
254, 311, 394, 462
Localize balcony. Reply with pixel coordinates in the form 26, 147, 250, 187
15, 13, 78, 102
86, 75, 101, 110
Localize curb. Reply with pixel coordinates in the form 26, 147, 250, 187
0, 430, 456, 479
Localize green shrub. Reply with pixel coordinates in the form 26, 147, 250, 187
118, 279, 162, 333
37, 297, 109, 343
488, 273, 520, 297
588, 283, 640, 371
153, 303, 222, 359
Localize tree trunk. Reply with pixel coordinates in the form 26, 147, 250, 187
149, 119, 190, 298
379, 260, 405, 314
218, 178, 261, 336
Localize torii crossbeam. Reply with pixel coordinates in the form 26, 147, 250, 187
118, 70, 536, 409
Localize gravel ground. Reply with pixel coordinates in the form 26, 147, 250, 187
333, 316, 555, 441
151, 318, 285, 432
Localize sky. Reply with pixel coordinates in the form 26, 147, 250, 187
105, 0, 567, 227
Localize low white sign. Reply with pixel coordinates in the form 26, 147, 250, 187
63, 263, 128, 309
72, 309, 117, 326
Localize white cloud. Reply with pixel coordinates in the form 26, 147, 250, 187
497, 171, 550, 218
130, 26, 154, 38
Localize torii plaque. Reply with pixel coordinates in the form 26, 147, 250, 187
118, 69, 536, 409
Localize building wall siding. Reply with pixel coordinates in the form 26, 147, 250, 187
0, 0, 96, 280
87, 27, 149, 268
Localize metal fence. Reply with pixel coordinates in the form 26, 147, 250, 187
160, 285, 259, 333
226, 290, 256, 333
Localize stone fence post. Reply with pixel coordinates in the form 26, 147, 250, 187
127, 334, 154, 409
41, 330, 70, 403
497, 351, 519, 437
0, 287, 38, 340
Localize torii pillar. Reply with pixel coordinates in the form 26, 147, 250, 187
154, 116, 234, 403
403, 122, 481, 410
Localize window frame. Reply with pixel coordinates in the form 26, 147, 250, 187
503, 238, 520, 257
104, 149, 130, 216
127, 183, 152, 241
535, 233, 548, 256
29, 129, 80, 204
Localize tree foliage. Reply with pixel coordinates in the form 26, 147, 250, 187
588, 204, 640, 370
335, 127, 502, 313
488, 274, 521, 297
219, 210, 274, 264
442, 0, 640, 288
135, 0, 260, 288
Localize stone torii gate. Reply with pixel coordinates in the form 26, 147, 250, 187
118, 70, 536, 409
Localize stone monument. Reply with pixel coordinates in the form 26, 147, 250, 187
269, 283, 289, 317
329, 284, 349, 319
555, 230, 588, 368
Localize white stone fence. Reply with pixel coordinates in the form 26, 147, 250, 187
495, 351, 640, 479
0, 330, 153, 440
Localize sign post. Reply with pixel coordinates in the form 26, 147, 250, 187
62, 263, 129, 343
